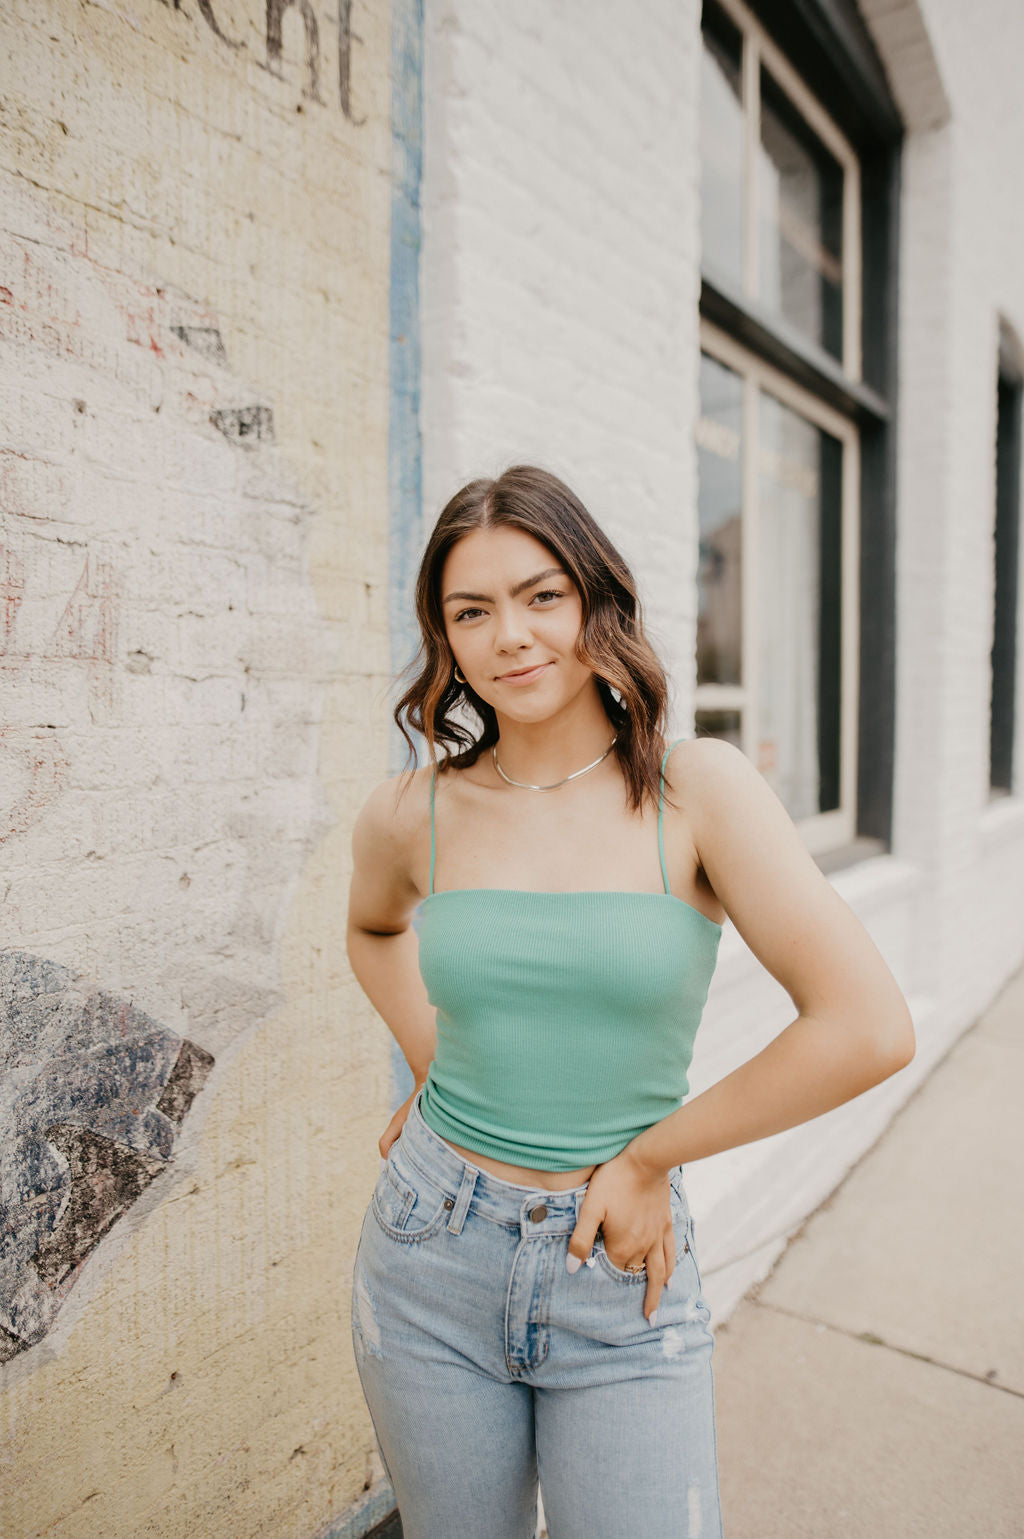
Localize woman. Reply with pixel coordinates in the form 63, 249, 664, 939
347, 465, 914, 1539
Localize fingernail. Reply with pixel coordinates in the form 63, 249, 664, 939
584, 1255, 596, 1269
379, 1157, 387, 1172
566, 1254, 583, 1275
665, 1273, 673, 1290
648, 1310, 659, 1328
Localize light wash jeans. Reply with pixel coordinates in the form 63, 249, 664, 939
351, 1092, 723, 1539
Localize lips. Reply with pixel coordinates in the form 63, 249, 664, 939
496, 662, 551, 684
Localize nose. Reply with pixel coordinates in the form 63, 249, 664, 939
493, 601, 533, 654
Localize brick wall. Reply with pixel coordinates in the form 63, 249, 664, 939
420, 0, 705, 718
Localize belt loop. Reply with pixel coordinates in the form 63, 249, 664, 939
447, 1164, 477, 1234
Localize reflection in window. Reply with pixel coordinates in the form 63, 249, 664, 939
758, 68, 844, 359
757, 392, 842, 817
700, 3, 745, 289
697, 353, 744, 686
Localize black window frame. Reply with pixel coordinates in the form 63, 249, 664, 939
699, 0, 904, 857
990, 324, 1023, 796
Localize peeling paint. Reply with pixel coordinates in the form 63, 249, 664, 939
31, 1125, 168, 1288
0, 950, 214, 1361
156, 1041, 216, 1126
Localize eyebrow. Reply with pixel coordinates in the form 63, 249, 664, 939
442, 566, 568, 605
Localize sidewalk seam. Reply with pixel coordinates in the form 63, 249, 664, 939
751, 1297, 1024, 1402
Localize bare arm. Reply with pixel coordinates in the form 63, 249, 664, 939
569, 737, 915, 1321
346, 774, 437, 1134
628, 736, 915, 1171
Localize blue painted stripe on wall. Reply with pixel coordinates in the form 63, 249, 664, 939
320, 7, 422, 1536
389, 0, 424, 761
387, 4, 423, 1109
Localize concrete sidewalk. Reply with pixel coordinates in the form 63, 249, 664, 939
712, 962, 1024, 1538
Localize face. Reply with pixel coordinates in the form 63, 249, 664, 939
440, 524, 597, 724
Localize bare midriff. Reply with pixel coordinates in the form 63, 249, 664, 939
437, 1133, 597, 1191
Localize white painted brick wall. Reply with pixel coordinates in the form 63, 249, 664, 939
421, 0, 1024, 1319
421, 0, 704, 720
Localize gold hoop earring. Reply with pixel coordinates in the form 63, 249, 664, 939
453, 664, 467, 686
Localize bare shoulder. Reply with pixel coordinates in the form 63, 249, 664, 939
350, 763, 434, 927
663, 733, 813, 893
665, 736, 910, 1026
661, 735, 757, 834
663, 733, 744, 786
352, 763, 432, 858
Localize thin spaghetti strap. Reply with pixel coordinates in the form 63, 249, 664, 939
429, 765, 438, 896
657, 737, 686, 896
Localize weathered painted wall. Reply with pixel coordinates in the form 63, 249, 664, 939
0, 1, 396, 1534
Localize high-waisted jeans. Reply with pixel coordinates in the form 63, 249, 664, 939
351, 1092, 723, 1539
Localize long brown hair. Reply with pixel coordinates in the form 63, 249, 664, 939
394, 465, 670, 811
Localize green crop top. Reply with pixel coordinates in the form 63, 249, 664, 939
417, 741, 723, 1170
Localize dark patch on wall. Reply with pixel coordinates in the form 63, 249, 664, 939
0, 1327, 25, 1367
31, 1127, 168, 1288
156, 1040, 216, 1126
171, 324, 228, 365
0, 951, 215, 1362
210, 405, 275, 445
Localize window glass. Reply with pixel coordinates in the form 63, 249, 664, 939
757, 391, 842, 816
695, 709, 742, 748
700, 4, 745, 290
758, 68, 844, 359
697, 352, 744, 686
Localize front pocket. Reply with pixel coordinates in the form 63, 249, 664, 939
594, 1239, 648, 1284
593, 1171, 693, 1283
371, 1159, 450, 1243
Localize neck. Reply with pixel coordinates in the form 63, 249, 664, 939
492, 685, 615, 786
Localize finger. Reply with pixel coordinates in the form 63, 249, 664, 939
567, 1196, 603, 1273
663, 1226, 675, 1290
378, 1108, 403, 1158
644, 1249, 667, 1324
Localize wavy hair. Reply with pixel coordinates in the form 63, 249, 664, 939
394, 465, 671, 811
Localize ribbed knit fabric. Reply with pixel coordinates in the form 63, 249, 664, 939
418, 888, 722, 1169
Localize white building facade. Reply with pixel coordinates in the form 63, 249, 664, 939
412, 0, 1024, 1317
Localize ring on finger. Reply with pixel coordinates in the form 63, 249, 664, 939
624, 1261, 645, 1274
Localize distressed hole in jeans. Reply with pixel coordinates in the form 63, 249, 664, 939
687, 1479, 702, 1538
353, 1265, 382, 1358
661, 1326, 685, 1360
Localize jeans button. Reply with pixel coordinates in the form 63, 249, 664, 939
528, 1203, 548, 1223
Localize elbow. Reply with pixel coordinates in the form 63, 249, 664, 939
869, 1005, 916, 1083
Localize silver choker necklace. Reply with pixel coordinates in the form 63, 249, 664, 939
491, 737, 618, 792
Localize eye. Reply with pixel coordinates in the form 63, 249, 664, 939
530, 589, 564, 606
453, 606, 486, 623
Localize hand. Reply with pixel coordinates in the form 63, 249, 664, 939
378, 1081, 425, 1159
566, 1145, 675, 1324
